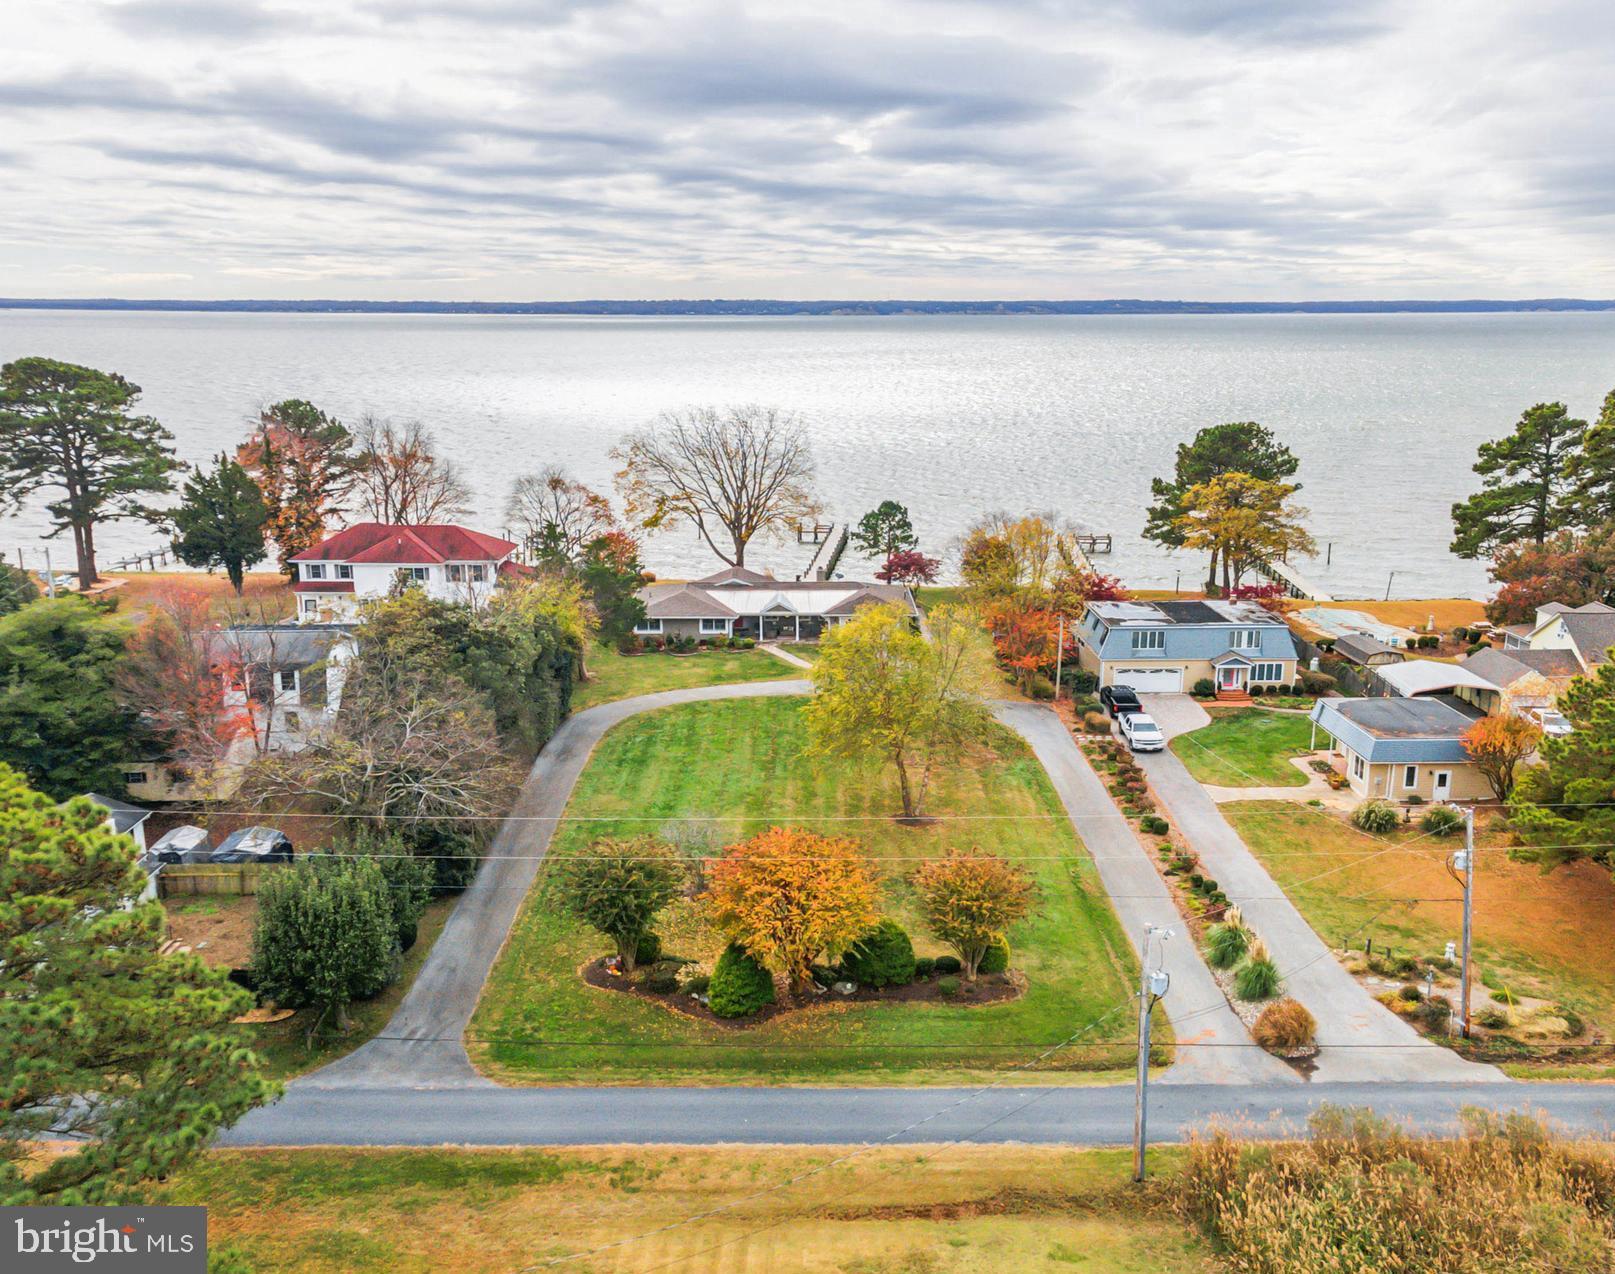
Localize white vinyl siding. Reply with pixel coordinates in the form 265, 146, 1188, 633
1130, 629, 1165, 652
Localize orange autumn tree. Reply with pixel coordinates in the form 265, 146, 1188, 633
981, 601, 1073, 694
912, 851, 1035, 980
1462, 713, 1543, 800
236, 399, 356, 575
704, 826, 878, 996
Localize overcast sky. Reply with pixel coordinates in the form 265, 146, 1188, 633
3, 0, 1611, 300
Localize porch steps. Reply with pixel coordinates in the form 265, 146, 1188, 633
1215, 689, 1254, 705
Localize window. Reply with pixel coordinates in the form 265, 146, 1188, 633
447, 564, 464, 582
1130, 629, 1165, 652
1404, 764, 1418, 789
1353, 755, 1366, 780
123, 769, 147, 785
335, 564, 353, 580
1251, 662, 1285, 682
1232, 628, 1260, 649
397, 566, 429, 583
301, 598, 318, 615
634, 618, 663, 635
304, 563, 326, 580
278, 670, 298, 694
468, 564, 486, 583
699, 618, 728, 634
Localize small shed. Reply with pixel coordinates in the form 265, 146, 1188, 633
1331, 633, 1406, 668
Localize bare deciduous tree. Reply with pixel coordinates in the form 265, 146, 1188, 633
505, 465, 618, 561
351, 416, 472, 525
243, 655, 516, 832
613, 405, 821, 567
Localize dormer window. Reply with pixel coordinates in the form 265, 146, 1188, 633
1232, 629, 1261, 649
1131, 629, 1165, 651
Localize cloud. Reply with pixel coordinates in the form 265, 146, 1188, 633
101, 0, 280, 38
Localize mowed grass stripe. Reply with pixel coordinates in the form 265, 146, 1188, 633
470, 696, 1147, 1085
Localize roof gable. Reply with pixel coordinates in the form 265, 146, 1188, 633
292, 522, 516, 564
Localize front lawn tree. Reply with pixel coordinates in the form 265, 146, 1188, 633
705, 826, 878, 996
252, 857, 398, 1041
1144, 422, 1300, 589
614, 405, 821, 567
0, 769, 273, 1203
911, 850, 1035, 981
0, 356, 181, 587
805, 602, 993, 820
171, 453, 269, 593
1509, 659, 1615, 872
0, 596, 134, 798
1451, 402, 1586, 559
236, 399, 355, 574
1174, 472, 1314, 592
1462, 714, 1542, 801
557, 836, 686, 972
852, 500, 919, 560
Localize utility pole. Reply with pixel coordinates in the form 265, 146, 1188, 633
1055, 614, 1066, 700
1132, 924, 1172, 1182
43, 547, 57, 599
1384, 570, 1397, 601
1455, 808, 1475, 1038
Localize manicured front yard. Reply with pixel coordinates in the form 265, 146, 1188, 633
571, 642, 800, 710
1169, 707, 1316, 787
1225, 801, 1615, 1069
164, 1145, 1210, 1273
471, 696, 1148, 1084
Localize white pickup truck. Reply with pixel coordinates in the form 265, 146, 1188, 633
1119, 711, 1166, 753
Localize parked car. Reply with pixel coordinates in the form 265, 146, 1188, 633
1119, 712, 1166, 753
1100, 685, 1144, 718
151, 824, 211, 865
209, 826, 293, 864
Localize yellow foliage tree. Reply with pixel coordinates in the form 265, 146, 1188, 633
1462, 713, 1542, 800
805, 602, 994, 819
911, 851, 1035, 980
1174, 472, 1314, 593
704, 826, 879, 996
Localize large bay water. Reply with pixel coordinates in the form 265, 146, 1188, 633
2, 308, 1612, 598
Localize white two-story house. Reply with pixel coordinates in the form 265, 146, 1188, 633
290, 523, 526, 622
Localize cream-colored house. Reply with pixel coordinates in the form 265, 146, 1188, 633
1308, 696, 1494, 802
1501, 600, 1615, 667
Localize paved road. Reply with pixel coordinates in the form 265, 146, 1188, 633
1136, 694, 1503, 1084
220, 1080, 1609, 1147
309, 678, 812, 1089
993, 703, 1294, 1086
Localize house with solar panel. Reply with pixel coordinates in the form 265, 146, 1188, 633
633, 567, 919, 643
289, 522, 531, 623
1074, 599, 1300, 695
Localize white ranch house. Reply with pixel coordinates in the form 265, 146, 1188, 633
635, 567, 918, 642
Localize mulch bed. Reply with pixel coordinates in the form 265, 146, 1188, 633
581, 957, 1023, 1028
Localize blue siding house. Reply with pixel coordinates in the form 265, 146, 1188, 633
1076, 599, 1299, 694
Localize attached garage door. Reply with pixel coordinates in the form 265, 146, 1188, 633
1111, 667, 1183, 693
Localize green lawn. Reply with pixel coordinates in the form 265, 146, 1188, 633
777, 641, 822, 662
915, 585, 969, 611
471, 696, 1150, 1084
164, 1144, 1210, 1274
1169, 707, 1316, 787
571, 643, 799, 710
1226, 801, 1615, 1072
243, 897, 456, 1081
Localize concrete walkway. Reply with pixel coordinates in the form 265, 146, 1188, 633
759, 642, 814, 670
993, 704, 1293, 1084
1198, 754, 1357, 813
1134, 694, 1504, 1084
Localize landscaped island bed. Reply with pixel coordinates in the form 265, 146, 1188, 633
570, 642, 798, 709
1169, 707, 1315, 787
159, 1145, 1212, 1273
1226, 801, 1615, 1074
471, 696, 1148, 1084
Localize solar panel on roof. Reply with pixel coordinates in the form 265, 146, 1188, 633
1155, 601, 1226, 624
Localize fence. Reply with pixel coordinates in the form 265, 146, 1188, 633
1292, 633, 1396, 698
157, 863, 275, 897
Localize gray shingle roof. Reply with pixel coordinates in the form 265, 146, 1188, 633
641, 585, 739, 620
1557, 613, 1615, 665
207, 624, 353, 668
1331, 633, 1405, 665
1462, 647, 1582, 686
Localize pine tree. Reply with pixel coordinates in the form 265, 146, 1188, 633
172, 453, 269, 593
1562, 389, 1615, 530
1510, 657, 1615, 872
0, 357, 181, 586
0, 767, 273, 1203
1450, 402, 1585, 558
851, 500, 918, 559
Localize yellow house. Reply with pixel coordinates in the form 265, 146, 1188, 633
1308, 696, 1493, 802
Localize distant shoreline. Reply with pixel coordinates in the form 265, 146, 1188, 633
3, 297, 1614, 317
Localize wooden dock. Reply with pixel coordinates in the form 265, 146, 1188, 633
1250, 556, 1333, 602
